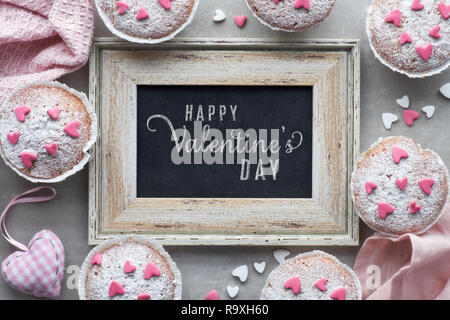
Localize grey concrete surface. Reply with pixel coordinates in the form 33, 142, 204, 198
0, 0, 448, 300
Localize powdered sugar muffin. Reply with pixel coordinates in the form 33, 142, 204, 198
246, 0, 336, 32
78, 236, 181, 300
95, 0, 199, 43
260, 251, 362, 300
352, 136, 449, 236
0, 81, 97, 183
367, 0, 450, 78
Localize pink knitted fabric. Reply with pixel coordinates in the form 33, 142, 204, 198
0, 0, 94, 105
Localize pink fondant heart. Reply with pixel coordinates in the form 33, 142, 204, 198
20, 151, 37, 168
385, 9, 402, 27
284, 276, 301, 295
438, 2, 450, 20
138, 293, 151, 300
144, 262, 161, 279
294, 0, 310, 10
403, 110, 420, 126
7, 132, 19, 145
1, 230, 64, 298
365, 181, 378, 195
123, 260, 136, 273
378, 202, 394, 219
91, 253, 102, 265
47, 107, 60, 120
158, 0, 171, 10
315, 278, 328, 292
234, 15, 247, 28
330, 287, 346, 300
419, 178, 434, 195
416, 44, 433, 60
116, 1, 129, 15
429, 25, 441, 39
411, 0, 424, 10
45, 143, 58, 156
396, 177, 408, 191
109, 280, 125, 297
273, 0, 280, 3
399, 31, 412, 45
392, 146, 409, 164
410, 201, 421, 214
206, 290, 218, 300
64, 120, 80, 138
15, 105, 31, 122
136, 7, 149, 20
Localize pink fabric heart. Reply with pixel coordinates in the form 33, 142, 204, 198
392, 146, 409, 164
15, 105, 31, 122
409, 201, 421, 214
395, 177, 408, 191
144, 262, 161, 279
416, 44, 433, 60
378, 202, 394, 220
47, 107, 60, 120
385, 9, 402, 27
438, 2, 450, 20
109, 280, 125, 297
284, 276, 301, 295
411, 0, 424, 10
20, 151, 37, 168
91, 253, 102, 265
403, 110, 420, 126
330, 287, 346, 300
136, 7, 149, 20
116, 1, 129, 15
158, 0, 172, 10
399, 32, 412, 45
206, 290, 218, 300
45, 143, 58, 156
64, 120, 80, 138
419, 178, 434, 195
234, 15, 247, 28
1, 230, 65, 298
315, 278, 328, 291
365, 181, 378, 195
294, 0, 310, 10
138, 293, 151, 300
123, 260, 137, 273
7, 132, 19, 145
429, 25, 441, 39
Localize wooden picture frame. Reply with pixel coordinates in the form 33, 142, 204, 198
88, 37, 360, 246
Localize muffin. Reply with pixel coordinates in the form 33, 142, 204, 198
246, 0, 336, 32
95, 0, 199, 43
78, 236, 182, 300
367, 0, 450, 78
0, 81, 97, 183
351, 136, 449, 236
260, 251, 362, 300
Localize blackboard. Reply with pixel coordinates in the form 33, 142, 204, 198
136, 85, 312, 198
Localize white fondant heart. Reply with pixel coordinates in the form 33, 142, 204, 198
213, 9, 226, 22
382, 113, 399, 130
422, 106, 435, 119
273, 249, 290, 264
231, 265, 248, 282
440, 83, 450, 99
226, 285, 239, 298
396, 95, 409, 109
253, 261, 266, 274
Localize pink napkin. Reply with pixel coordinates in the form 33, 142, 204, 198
0, 0, 94, 104
354, 207, 450, 300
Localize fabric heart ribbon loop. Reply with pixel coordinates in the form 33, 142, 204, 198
0, 187, 65, 298
1, 187, 56, 251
